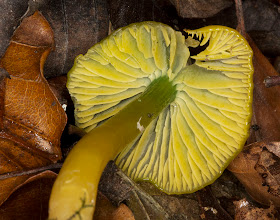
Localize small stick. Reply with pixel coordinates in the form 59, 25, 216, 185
264, 76, 280, 88
0, 163, 63, 180
234, 0, 246, 36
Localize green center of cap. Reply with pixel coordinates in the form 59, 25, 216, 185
67, 22, 253, 194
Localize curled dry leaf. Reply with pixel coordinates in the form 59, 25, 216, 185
0, 11, 67, 205
0, 171, 57, 220
228, 142, 280, 207
234, 198, 279, 220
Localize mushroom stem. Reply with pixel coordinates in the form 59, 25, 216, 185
48, 76, 177, 220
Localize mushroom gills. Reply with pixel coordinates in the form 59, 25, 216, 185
67, 23, 253, 194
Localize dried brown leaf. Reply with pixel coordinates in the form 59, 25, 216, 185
0, 11, 67, 206
0, 170, 57, 220
228, 142, 280, 207
246, 35, 280, 144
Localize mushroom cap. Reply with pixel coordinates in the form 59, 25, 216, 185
67, 22, 253, 194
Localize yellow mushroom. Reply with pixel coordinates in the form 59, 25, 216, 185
48, 22, 253, 220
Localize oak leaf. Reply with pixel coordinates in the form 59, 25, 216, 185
0, 11, 67, 206
228, 142, 280, 207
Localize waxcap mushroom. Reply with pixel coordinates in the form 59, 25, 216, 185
49, 22, 253, 220
68, 22, 253, 194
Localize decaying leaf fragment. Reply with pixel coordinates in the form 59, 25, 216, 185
228, 142, 280, 207
196, 186, 233, 220
0, 11, 67, 205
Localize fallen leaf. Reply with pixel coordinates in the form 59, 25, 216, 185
94, 192, 135, 220
229, 0, 280, 211
246, 35, 280, 144
234, 198, 279, 220
170, 0, 233, 18
0, 171, 57, 220
255, 146, 280, 199
0, 11, 67, 206
230, 32, 280, 204
228, 142, 280, 207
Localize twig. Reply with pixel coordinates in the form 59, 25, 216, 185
234, 0, 246, 36
0, 163, 63, 180
264, 76, 280, 88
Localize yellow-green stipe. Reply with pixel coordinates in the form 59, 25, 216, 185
49, 22, 253, 219
49, 76, 177, 220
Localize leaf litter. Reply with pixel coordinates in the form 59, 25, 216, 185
1, 0, 280, 219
